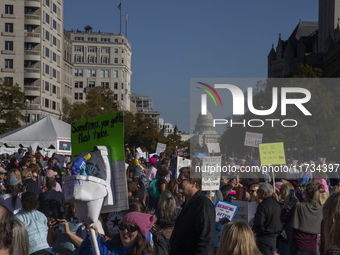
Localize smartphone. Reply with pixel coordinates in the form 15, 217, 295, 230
289, 189, 295, 201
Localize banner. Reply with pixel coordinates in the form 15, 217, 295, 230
56, 138, 71, 155
215, 200, 239, 222
177, 156, 191, 178
259, 142, 286, 165
244, 132, 263, 147
202, 156, 221, 191
155, 143, 166, 155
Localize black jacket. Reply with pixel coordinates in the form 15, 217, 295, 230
169, 190, 215, 255
127, 177, 145, 202
253, 197, 282, 236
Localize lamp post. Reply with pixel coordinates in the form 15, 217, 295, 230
81, 107, 104, 119
25, 99, 30, 125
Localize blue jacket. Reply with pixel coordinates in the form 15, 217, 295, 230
214, 222, 223, 248
15, 209, 50, 254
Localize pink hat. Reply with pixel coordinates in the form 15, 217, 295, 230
275, 182, 283, 193
46, 169, 58, 178
291, 160, 298, 165
149, 157, 157, 165
120, 212, 155, 238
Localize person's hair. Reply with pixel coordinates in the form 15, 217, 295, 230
279, 182, 294, 201
179, 167, 202, 190
21, 156, 30, 167
158, 190, 178, 223
258, 183, 274, 197
18, 148, 23, 154
192, 157, 201, 167
217, 222, 261, 255
323, 191, 340, 252
46, 177, 56, 190
8, 169, 22, 185
28, 163, 38, 173
109, 232, 152, 255
21, 191, 39, 212
9, 218, 29, 255
127, 181, 138, 198
157, 164, 169, 177
63, 202, 75, 221
0, 204, 14, 251
161, 158, 170, 166
305, 181, 321, 205
21, 168, 32, 179
159, 152, 165, 159
166, 179, 182, 200
5, 185, 20, 208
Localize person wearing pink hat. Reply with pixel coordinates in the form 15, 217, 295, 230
79, 212, 154, 255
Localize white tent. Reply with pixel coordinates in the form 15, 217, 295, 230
0, 116, 71, 148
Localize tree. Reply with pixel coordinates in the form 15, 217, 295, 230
0, 78, 25, 135
65, 87, 119, 123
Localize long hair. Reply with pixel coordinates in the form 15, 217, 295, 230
280, 182, 294, 201
323, 191, 340, 252
109, 232, 152, 255
166, 179, 182, 201
158, 190, 178, 223
305, 181, 321, 205
217, 222, 262, 255
5, 185, 20, 208
9, 218, 29, 255
8, 169, 22, 185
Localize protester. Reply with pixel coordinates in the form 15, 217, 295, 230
22, 168, 38, 196
79, 212, 154, 255
166, 179, 182, 208
9, 218, 29, 255
253, 183, 282, 255
128, 165, 146, 203
127, 181, 142, 204
8, 168, 23, 185
145, 157, 157, 187
0, 174, 22, 214
0, 204, 14, 255
15, 191, 50, 255
169, 167, 215, 255
217, 222, 261, 255
214, 218, 230, 254
248, 184, 260, 203
0, 166, 6, 195
148, 164, 169, 211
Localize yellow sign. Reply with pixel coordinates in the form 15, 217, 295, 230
259, 142, 286, 165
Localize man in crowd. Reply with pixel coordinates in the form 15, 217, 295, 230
170, 167, 215, 255
253, 183, 282, 255
0, 204, 14, 255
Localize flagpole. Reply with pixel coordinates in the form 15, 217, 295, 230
119, 0, 122, 34
125, 12, 127, 38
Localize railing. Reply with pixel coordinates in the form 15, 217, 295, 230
25, 32, 40, 38
28, 104, 41, 109
24, 68, 40, 73
25, 14, 40, 20
24, 85, 40, 91
24, 50, 40, 55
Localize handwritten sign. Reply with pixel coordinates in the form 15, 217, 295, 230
136, 147, 143, 155
215, 200, 239, 222
244, 132, 263, 147
259, 142, 286, 165
155, 143, 166, 156
177, 156, 191, 178
202, 156, 221, 191
233, 200, 258, 227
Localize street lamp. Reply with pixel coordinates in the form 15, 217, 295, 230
25, 99, 30, 125
81, 107, 104, 119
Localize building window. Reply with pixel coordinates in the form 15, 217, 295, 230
5, 5, 14, 14
114, 70, 118, 78
75, 81, 78, 88
45, 47, 49, 57
45, 81, 49, 90
75, 81, 83, 88
89, 56, 95, 63
5, 41, 13, 51
88, 37, 97, 42
45, 13, 50, 24
53, 3, 57, 13
101, 38, 110, 42
46, 0, 50, 6
5, 23, 13, 33
114, 48, 118, 53
122, 58, 124, 64
101, 82, 109, 88
79, 93, 83, 100
45, 64, 49, 74
45, 99, 49, 108
75, 93, 83, 100
5, 59, 13, 69
101, 48, 109, 53
101, 70, 109, 78
121, 94, 124, 100
75, 46, 82, 52
74, 93, 78, 100
87, 70, 96, 77
46, 31, 50, 40
75, 69, 83, 77
53, 36, 57, 46
114, 58, 118, 64
76, 56, 81, 62
53, 68, 56, 78
102, 57, 108, 64
53, 20, 57, 30
121, 71, 124, 78
114, 94, 118, 100
89, 81, 95, 88
114, 39, 118, 43
53, 52, 57, 62
88, 47, 96, 52
75, 37, 84, 41
5, 77, 13, 84
122, 49, 124, 53
52, 101, 56, 110
52, 85, 56, 94
114, 82, 118, 89
121, 83, 124, 89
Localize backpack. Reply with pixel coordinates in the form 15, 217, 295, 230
40, 192, 63, 219
150, 227, 171, 255
149, 178, 160, 199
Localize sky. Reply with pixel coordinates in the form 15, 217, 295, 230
64, 0, 319, 133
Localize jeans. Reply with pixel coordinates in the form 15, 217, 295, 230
256, 235, 277, 255
289, 245, 317, 255
277, 237, 290, 255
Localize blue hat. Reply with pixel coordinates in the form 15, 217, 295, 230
7, 174, 18, 186
131, 165, 142, 177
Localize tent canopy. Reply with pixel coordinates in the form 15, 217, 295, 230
0, 116, 71, 148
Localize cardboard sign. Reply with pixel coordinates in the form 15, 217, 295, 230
259, 142, 286, 165
202, 156, 221, 191
233, 200, 258, 227
207, 143, 221, 153
244, 132, 263, 147
56, 138, 72, 155
177, 156, 191, 178
155, 143, 166, 155
215, 200, 239, 222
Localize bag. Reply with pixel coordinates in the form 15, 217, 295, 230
150, 227, 171, 255
52, 219, 83, 255
149, 178, 160, 199
40, 192, 62, 219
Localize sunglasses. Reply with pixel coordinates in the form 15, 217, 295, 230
118, 223, 138, 232
176, 178, 188, 184
33, 175, 38, 178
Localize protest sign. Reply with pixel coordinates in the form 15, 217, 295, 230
136, 147, 143, 154
259, 142, 286, 165
233, 200, 258, 227
177, 147, 189, 157
207, 143, 221, 153
215, 200, 239, 222
202, 156, 221, 191
106, 211, 122, 235
195, 152, 210, 159
177, 156, 191, 178
244, 132, 263, 147
71, 112, 128, 213
155, 143, 166, 155
56, 138, 72, 155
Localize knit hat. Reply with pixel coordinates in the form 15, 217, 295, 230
0, 165, 6, 174
7, 174, 18, 185
132, 159, 139, 167
149, 157, 157, 165
131, 165, 142, 177
120, 212, 155, 238
275, 182, 283, 193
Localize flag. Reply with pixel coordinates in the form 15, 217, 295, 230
117, 3, 121, 10
126, 13, 129, 22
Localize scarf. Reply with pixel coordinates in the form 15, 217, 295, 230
291, 201, 323, 234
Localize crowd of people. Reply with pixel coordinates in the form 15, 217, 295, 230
0, 149, 339, 255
